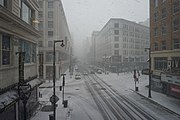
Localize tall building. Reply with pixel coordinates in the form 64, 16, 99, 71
38, 0, 72, 79
150, 0, 180, 98
91, 18, 149, 73
0, 0, 42, 119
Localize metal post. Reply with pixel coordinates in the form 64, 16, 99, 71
53, 40, 64, 120
23, 100, 27, 120
53, 41, 56, 120
61, 74, 66, 104
145, 48, 151, 98
148, 49, 152, 98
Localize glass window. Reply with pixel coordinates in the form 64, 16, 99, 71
48, 1, 53, 8
114, 36, 119, 41
38, 11, 43, 18
32, 44, 36, 63
114, 23, 119, 28
114, 30, 119, 35
48, 41, 53, 47
161, 8, 167, 18
48, 11, 53, 18
154, 11, 158, 22
114, 43, 119, 48
173, 1, 179, 13
161, 41, 166, 50
48, 21, 53, 28
161, 23, 167, 35
2, 34, 11, 65
46, 52, 53, 62
38, 41, 43, 47
154, 57, 167, 70
173, 18, 179, 31
48, 31, 53, 37
39, 1, 43, 8
174, 38, 180, 49
154, 27, 158, 36
154, 42, 158, 51
114, 50, 119, 55
0, 0, 7, 8
154, 0, 158, 7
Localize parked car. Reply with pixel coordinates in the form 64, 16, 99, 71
83, 72, 88, 76
90, 71, 95, 74
97, 70, 102, 74
75, 74, 81, 79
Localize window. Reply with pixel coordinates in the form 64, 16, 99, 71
46, 52, 53, 62
48, 31, 53, 37
114, 50, 119, 55
114, 23, 119, 28
154, 11, 158, 22
173, 1, 179, 13
173, 38, 180, 49
39, 1, 43, 8
161, 41, 166, 50
31, 44, 36, 63
114, 30, 119, 35
154, 57, 167, 70
38, 21, 43, 31
0, 0, 7, 8
38, 11, 43, 18
161, 8, 167, 18
21, 2, 34, 25
48, 11, 53, 18
2, 34, 11, 65
114, 44, 119, 48
154, 42, 158, 51
48, 1, 53, 8
154, 27, 158, 36
38, 41, 43, 47
48, 41, 53, 47
48, 21, 53, 28
173, 18, 179, 31
154, 0, 158, 7
161, 23, 167, 35
114, 36, 119, 41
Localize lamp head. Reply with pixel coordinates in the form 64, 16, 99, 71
61, 42, 65, 47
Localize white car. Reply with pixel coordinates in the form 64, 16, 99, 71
75, 74, 81, 79
83, 72, 88, 76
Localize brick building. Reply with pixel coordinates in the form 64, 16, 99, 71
150, 0, 180, 98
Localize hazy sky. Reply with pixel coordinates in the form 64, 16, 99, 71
61, 0, 149, 56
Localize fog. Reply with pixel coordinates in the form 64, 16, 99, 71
61, 0, 149, 59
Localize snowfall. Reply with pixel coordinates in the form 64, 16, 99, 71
31, 69, 180, 120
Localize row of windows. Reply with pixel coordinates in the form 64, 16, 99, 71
38, 11, 53, 19
154, 1, 179, 22
39, 1, 53, 8
154, 18, 179, 36
1, 34, 37, 66
153, 38, 180, 51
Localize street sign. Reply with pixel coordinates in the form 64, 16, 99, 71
50, 95, 59, 104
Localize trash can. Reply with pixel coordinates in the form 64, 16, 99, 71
49, 114, 54, 120
63, 100, 68, 108
136, 87, 139, 91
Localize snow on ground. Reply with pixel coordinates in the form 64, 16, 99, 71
31, 69, 180, 120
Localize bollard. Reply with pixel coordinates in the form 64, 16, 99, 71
136, 87, 139, 91
49, 114, 54, 120
63, 100, 68, 108
59, 86, 62, 91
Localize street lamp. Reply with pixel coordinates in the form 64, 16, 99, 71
145, 48, 152, 98
53, 40, 64, 120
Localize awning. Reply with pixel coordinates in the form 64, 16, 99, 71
28, 79, 44, 88
0, 90, 18, 112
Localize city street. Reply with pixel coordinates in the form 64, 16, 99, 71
31, 66, 180, 120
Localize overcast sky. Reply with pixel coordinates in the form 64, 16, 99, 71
61, 0, 149, 57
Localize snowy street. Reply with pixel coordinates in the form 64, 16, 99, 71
31, 65, 180, 120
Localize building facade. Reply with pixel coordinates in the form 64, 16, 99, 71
150, 0, 180, 98
0, 0, 42, 120
91, 18, 149, 73
38, 0, 72, 80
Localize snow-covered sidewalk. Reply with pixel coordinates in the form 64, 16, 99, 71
98, 72, 180, 115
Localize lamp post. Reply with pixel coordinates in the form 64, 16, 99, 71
53, 40, 64, 120
16, 52, 31, 120
145, 48, 152, 98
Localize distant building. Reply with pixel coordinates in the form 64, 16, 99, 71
38, 0, 72, 79
150, 0, 180, 98
139, 18, 150, 27
90, 18, 149, 73
0, 0, 42, 119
